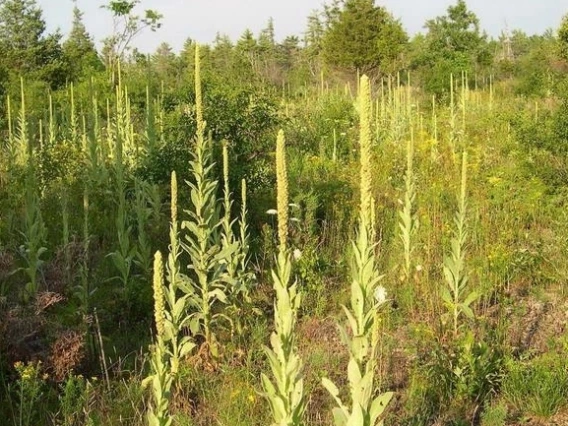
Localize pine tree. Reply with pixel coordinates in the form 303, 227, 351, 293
0, 0, 46, 74
211, 33, 234, 76
63, 1, 103, 81
0, 0, 66, 87
152, 42, 177, 80
303, 11, 324, 77
321, 0, 407, 75
258, 17, 275, 54
236, 29, 259, 76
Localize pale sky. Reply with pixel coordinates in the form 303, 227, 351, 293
38, 0, 567, 53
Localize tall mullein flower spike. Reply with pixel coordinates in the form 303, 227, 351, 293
170, 171, 178, 226
359, 75, 373, 230
398, 133, 418, 285
322, 75, 393, 426
460, 151, 468, 211
262, 129, 305, 426
194, 43, 205, 140
276, 130, 289, 252
153, 251, 166, 338
240, 178, 248, 249
223, 141, 230, 198
145, 252, 174, 426
441, 150, 478, 338
221, 140, 234, 241
241, 179, 247, 222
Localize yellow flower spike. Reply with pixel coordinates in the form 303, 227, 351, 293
275, 129, 289, 253
359, 75, 373, 231
171, 171, 178, 226
152, 251, 166, 338
195, 43, 205, 141
223, 141, 230, 198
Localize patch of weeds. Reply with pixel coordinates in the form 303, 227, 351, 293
502, 353, 568, 419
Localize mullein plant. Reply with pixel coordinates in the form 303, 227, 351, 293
448, 74, 459, 161
441, 152, 478, 339
134, 179, 154, 279
17, 81, 47, 303
163, 171, 196, 377
237, 179, 254, 297
144, 252, 174, 426
15, 79, 30, 166
107, 73, 136, 298
262, 129, 306, 426
398, 131, 419, 290
20, 171, 47, 303
181, 44, 237, 357
6, 95, 15, 166
220, 141, 255, 337
322, 75, 393, 426
220, 141, 238, 285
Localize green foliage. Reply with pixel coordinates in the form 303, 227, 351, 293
416, 0, 491, 95
102, 0, 163, 75
322, 0, 407, 74
9, 361, 46, 426
559, 14, 568, 61
480, 403, 507, 426
502, 354, 568, 418
62, 3, 103, 81
261, 251, 306, 426
1, 4, 568, 426
397, 136, 418, 290
419, 331, 505, 422
18, 177, 47, 303
56, 373, 93, 426
441, 153, 478, 337
181, 130, 236, 356
0, 0, 67, 88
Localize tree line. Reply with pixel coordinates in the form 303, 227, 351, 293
0, 0, 567, 100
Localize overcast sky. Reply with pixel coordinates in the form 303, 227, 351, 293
38, 0, 567, 53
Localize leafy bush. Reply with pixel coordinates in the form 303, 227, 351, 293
419, 331, 505, 421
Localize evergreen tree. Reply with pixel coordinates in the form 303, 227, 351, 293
303, 11, 324, 77
278, 35, 300, 70
152, 42, 177, 80
63, 1, 103, 81
0, 0, 67, 87
321, 0, 407, 75
258, 17, 275, 53
210, 33, 235, 77
179, 37, 196, 75
236, 29, 260, 77
304, 10, 323, 52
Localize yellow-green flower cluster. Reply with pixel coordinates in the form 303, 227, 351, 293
195, 44, 205, 140
171, 171, 178, 226
276, 130, 289, 252
359, 75, 373, 230
153, 251, 166, 338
